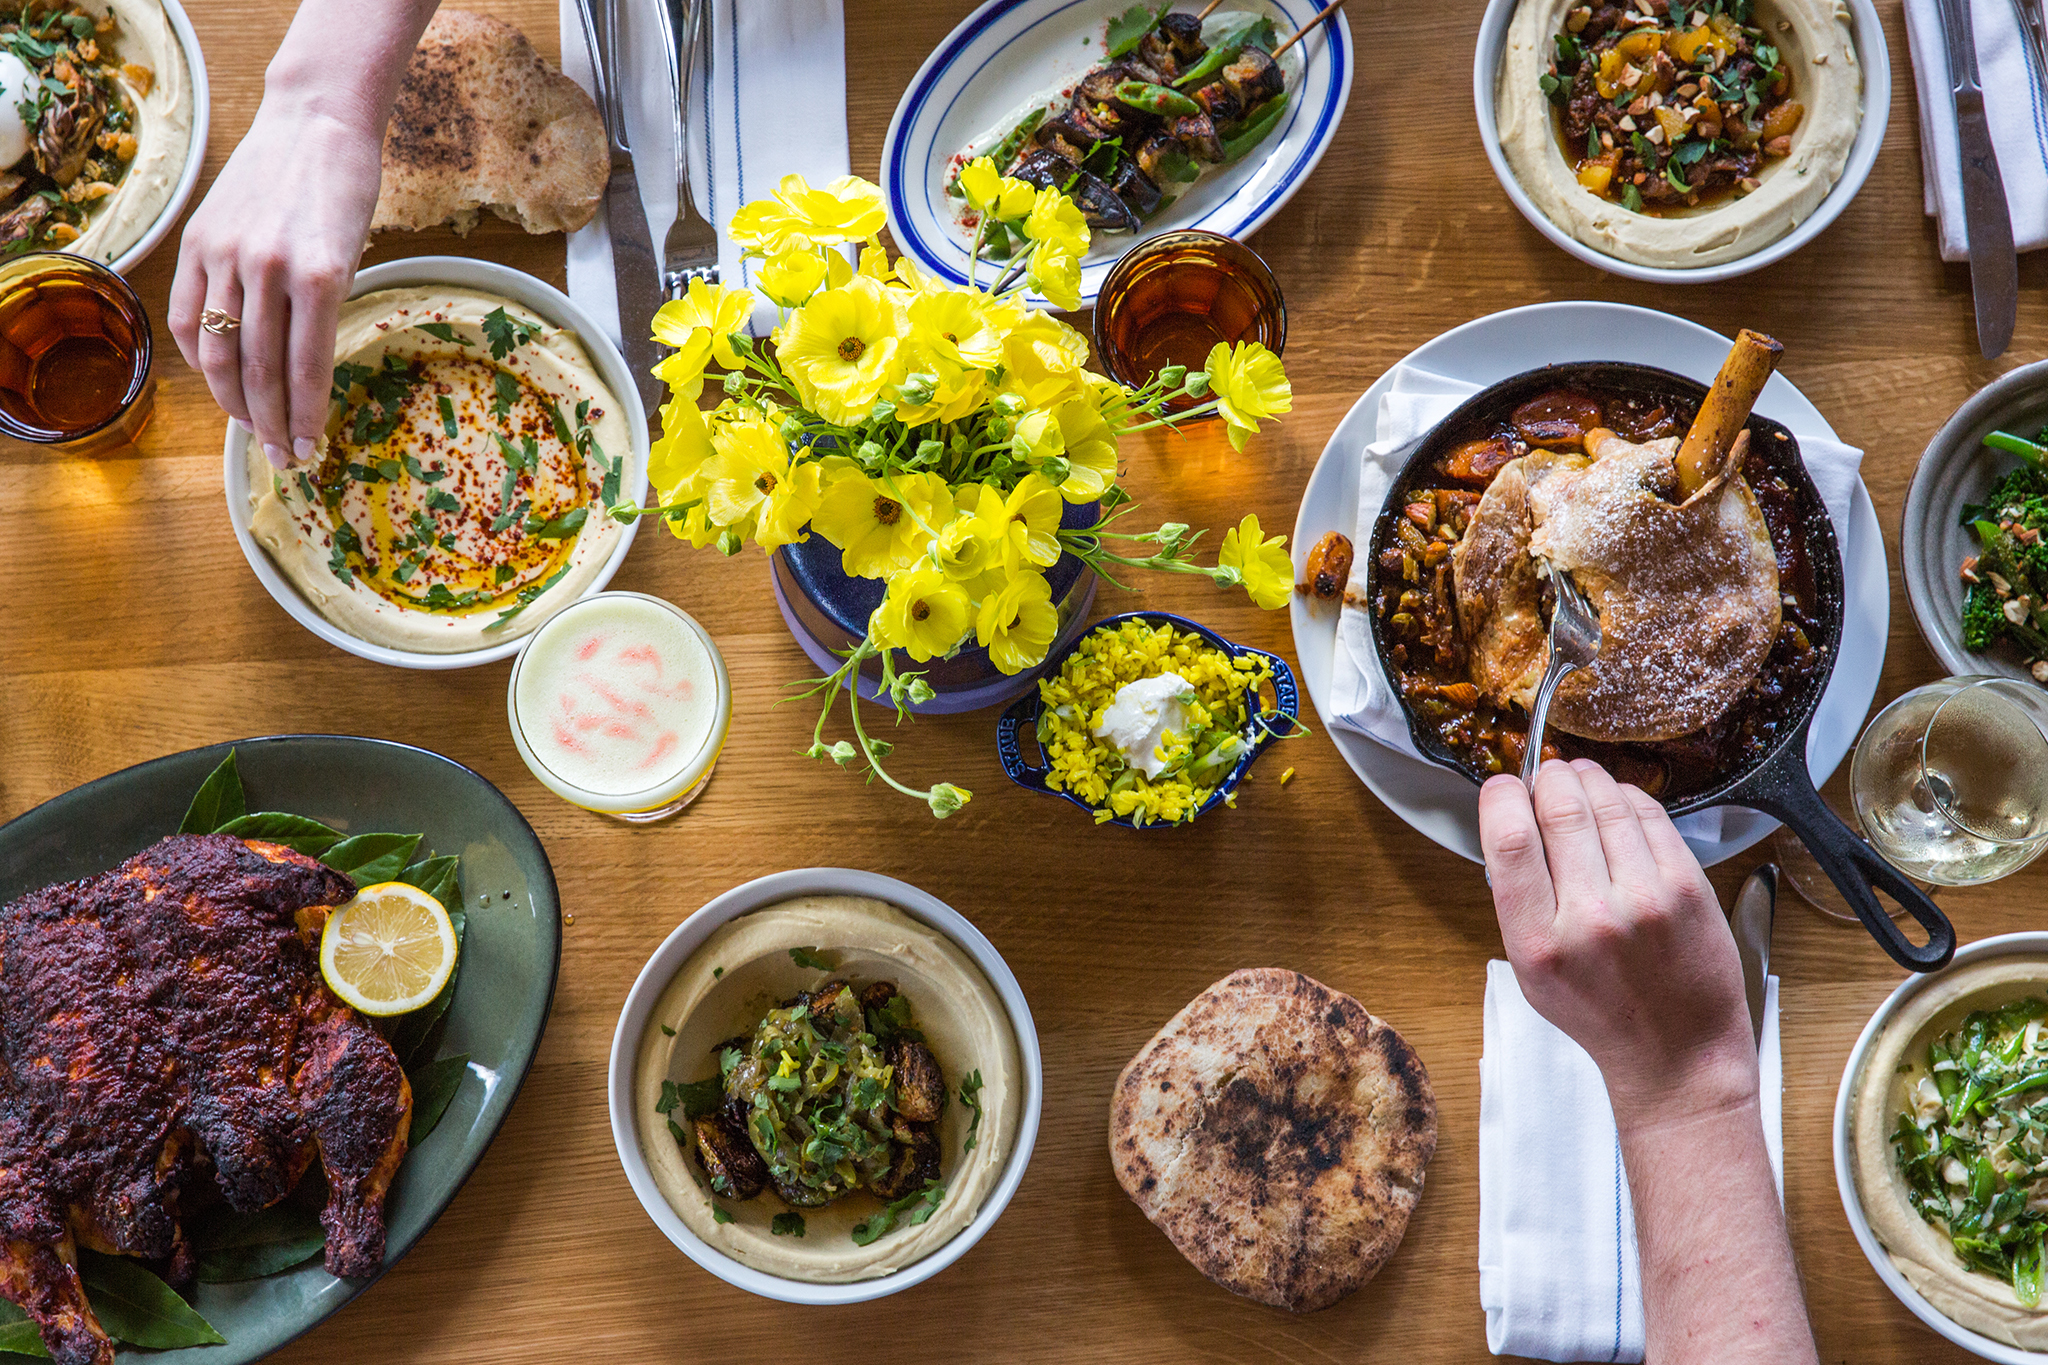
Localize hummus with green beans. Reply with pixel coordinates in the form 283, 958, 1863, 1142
1854, 959, 2048, 1350
632, 897, 1020, 1282
245, 287, 630, 653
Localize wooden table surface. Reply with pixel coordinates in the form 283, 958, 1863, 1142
6, 0, 2046, 1360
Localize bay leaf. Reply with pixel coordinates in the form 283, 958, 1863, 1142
177, 750, 246, 834
75, 1251, 224, 1349
408, 1052, 471, 1146
191, 1202, 327, 1284
213, 812, 343, 857
321, 832, 421, 884
0, 1299, 49, 1358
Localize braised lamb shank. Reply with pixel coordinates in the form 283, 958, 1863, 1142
0, 835, 413, 1365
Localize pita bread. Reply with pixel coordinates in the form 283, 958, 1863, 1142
1110, 970, 1437, 1313
1455, 427, 1781, 743
372, 9, 606, 236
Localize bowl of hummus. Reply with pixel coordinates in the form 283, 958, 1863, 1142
225, 256, 648, 669
0, 0, 208, 274
1476, 0, 1886, 282
1838, 933, 2048, 1362
608, 869, 1040, 1303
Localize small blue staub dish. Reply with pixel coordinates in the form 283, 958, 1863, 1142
995, 611, 1300, 829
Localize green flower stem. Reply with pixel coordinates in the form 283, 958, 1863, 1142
1119, 398, 1223, 435
799, 632, 966, 817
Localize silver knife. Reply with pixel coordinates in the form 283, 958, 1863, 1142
1935, 0, 2019, 359
574, 0, 675, 424
1732, 864, 1777, 1049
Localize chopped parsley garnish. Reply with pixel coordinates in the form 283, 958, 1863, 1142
770, 1212, 806, 1238
850, 1181, 946, 1247
657, 1076, 724, 1119
490, 499, 531, 534
426, 488, 462, 515
865, 993, 923, 1043
485, 563, 572, 630
960, 1070, 985, 1152
491, 369, 521, 422
404, 454, 449, 483
524, 506, 588, 540
788, 946, 834, 971
437, 395, 458, 440
482, 306, 541, 361
711, 1206, 734, 1225
326, 542, 351, 584
295, 471, 319, 504
660, 1023, 676, 1037
414, 321, 472, 347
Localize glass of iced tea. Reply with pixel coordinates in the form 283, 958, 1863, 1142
0, 253, 154, 447
1093, 229, 1285, 415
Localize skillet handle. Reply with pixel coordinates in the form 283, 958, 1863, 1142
996, 691, 1052, 793
1737, 744, 1956, 973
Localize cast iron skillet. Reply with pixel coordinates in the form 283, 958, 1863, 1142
1365, 361, 1955, 973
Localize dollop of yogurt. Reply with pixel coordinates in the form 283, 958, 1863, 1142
1094, 671, 1193, 779
0, 53, 36, 170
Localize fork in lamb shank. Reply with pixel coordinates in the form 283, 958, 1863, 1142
0, 835, 413, 1365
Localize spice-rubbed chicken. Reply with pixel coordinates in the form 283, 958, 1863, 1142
0, 835, 412, 1365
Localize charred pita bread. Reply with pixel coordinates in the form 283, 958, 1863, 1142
1455, 427, 1782, 743
372, 10, 606, 236
1110, 970, 1437, 1313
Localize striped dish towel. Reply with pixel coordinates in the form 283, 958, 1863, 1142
1905, 0, 2048, 259
1477, 961, 1784, 1363
557, 0, 850, 342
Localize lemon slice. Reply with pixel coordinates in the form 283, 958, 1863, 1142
319, 881, 458, 1016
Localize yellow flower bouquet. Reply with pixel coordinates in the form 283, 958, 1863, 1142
612, 163, 1294, 817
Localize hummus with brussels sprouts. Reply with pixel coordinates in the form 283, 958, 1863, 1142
1853, 958, 2048, 1350
0, 0, 193, 263
1495, 0, 1859, 268
245, 286, 630, 653
633, 896, 1021, 1282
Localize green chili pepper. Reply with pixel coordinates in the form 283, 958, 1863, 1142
1113, 79, 1199, 116
1932, 1041, 1963, 1104
1986, 430, 2048, 467
1172, 14, 1277, 88
1221, 92, 1290, 162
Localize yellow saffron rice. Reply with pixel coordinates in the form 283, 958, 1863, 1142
1036, 619, 1273, 826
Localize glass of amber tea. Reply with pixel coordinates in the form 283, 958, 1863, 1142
0, 254, 154, 447
1093, 229, 1286, 416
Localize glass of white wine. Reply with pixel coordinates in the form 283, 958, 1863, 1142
1782, 677, 2048, 918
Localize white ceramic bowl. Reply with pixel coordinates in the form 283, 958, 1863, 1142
1471, 0, 1889, 284
607, 869, 1044, 1305
223, 256, 649, 671
106, 0, 210, 277
1834, 932, 2048, 1364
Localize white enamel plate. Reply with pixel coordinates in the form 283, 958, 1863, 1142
882, 0, 1353, 310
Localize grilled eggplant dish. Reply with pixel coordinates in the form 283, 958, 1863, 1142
951, 5, 1295, 239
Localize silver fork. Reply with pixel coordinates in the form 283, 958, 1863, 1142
1521, 568, 1602, 789
663, 0, 720, 296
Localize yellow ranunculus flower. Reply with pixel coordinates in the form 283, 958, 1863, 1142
999, 312, 1090, 409
653, 280, 753, 369
757, 247, 834, 308
1050, 396, 1119, 501
649, 395, 714, 496
1026, 241, 1082, 313
974, 473, 1063, 572
893, 361, 986, 427
665, 500, 727, 549
726, 197, 804, 252
907, 288, 1005, 371
703, 416, 822, 549
872, 563, 972, 663
931, 509, 997, 583
975, 569, 1058, 675
775, 173, 886, 246
858, 240, 893, 279
1219, 513, 1293, 609
812, 468, 943, 578
774, 276, 904, 426
1204, 340, 1293, 452
652, 325, 715, 399
1084, 371, 1137, 432
1022, 185, 1089, 257
957, 157, 1036, 221
1010, 407, 1063, 465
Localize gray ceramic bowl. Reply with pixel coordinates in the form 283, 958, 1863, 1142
1903, 359, 2048, 680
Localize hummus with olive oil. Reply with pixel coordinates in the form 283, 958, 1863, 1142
246, 287, 631, 653
1853, 958, 2048, 1351
633, 897, 1022, 1282
1495, 0, 1860, 268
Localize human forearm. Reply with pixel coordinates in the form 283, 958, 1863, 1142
261, 0, 443, 134
1618, 1093, 1817, 1365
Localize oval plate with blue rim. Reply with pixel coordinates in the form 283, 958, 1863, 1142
882, 0, 1353, 311
996, 611, 1300, 827
0, 735, 560, 1365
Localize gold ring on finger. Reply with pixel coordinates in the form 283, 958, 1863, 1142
199, 308, 242, 336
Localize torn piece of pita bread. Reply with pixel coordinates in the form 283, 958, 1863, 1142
372, 9, 607, 236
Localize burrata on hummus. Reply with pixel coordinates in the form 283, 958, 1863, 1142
1852, 957, 2048, 1351
247, 286, 631, 653
0, 0, 194, 265
1495, 0, 1860, 268
633, 897, 1021, 1282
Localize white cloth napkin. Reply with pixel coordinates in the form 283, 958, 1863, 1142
1325, 364, 1867, 844
1904, 0, 2048, 260
557, 0, 850, 344
1478, 960, 1784, 1363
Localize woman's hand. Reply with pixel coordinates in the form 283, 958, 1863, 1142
166, 0, 441, 469
1478, 758, 1757, 1127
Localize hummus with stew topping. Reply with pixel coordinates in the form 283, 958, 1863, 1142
1495, 0, 1860, 268
245, 286, 630, 653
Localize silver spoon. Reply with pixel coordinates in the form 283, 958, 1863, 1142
1521, 568, 1602, 789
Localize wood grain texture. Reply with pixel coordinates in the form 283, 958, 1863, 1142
2, 0, 2044, 1360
